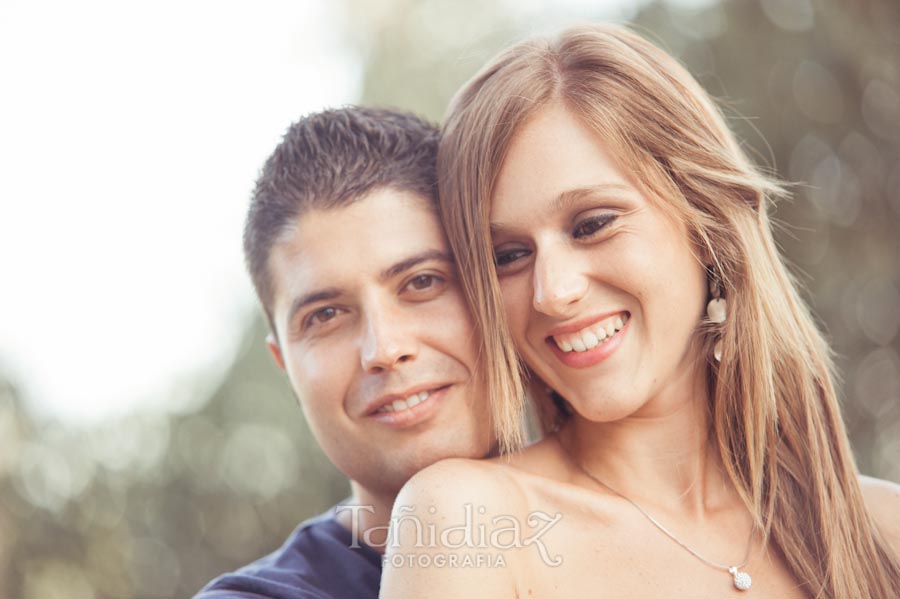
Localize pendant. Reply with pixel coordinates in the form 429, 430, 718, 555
728, 566, 752, 591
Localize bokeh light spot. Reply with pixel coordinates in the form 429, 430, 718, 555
761, 0, 814, 32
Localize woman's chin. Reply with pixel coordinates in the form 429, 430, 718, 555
569, 394, 646, 424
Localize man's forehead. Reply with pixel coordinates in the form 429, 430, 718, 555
267, 189, 449, 311
274, 190, 445, 262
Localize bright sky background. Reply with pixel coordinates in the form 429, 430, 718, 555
1, 0, 696, 426
0, 0, 360, 424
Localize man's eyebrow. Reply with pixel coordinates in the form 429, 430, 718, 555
380, 249, 453, 281
491, 183, 634, 235
286, 287, 342, 325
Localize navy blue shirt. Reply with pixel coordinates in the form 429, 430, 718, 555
195, 508, 382, 599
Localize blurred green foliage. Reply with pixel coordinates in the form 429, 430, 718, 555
1, 1, 898, 597
0, 320, 347, 599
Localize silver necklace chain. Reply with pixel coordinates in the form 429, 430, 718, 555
566, 448, 756, 591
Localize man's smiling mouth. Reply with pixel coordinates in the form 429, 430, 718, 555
369, 384, 452, 416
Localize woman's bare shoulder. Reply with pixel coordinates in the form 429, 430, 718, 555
394, 457, 526, 515
381, 458, 525, 598
859, 475, 900, 553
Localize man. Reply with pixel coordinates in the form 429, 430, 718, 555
194, 107, 495, 598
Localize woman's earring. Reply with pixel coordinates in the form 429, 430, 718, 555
707, 298, 727, 324
707, 276, 726, 362
713, 339, 724, 362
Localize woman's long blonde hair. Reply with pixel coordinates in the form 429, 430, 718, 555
437, 23, 900, 598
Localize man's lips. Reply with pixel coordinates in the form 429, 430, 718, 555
363, 383, 452, 417
366, 384, 453, 428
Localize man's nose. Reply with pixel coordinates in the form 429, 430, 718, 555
359, 305, 418, 373
532, 246, 589, 318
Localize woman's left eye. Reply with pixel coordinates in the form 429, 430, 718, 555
573, 214, 617, 239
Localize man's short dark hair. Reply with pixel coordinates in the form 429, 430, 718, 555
244, 106, 440, 331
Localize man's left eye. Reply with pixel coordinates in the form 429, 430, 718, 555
409, 274, 437, 290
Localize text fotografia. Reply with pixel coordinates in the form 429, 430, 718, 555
336, 504, 564, 567
384, 552, 508, 569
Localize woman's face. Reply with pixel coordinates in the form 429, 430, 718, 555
490, 103, 709, 421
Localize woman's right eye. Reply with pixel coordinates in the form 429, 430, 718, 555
494, 248, 531, 269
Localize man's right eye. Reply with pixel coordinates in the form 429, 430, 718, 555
305, 307, 339, 329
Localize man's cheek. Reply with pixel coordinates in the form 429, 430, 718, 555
431, 295, 477, 337
296, 349, 337, 380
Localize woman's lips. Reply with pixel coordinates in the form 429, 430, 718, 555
545, 313, 630, 368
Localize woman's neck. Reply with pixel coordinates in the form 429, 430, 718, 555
560, 361, 737, 520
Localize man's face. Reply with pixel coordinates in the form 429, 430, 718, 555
267, 188, 493, 495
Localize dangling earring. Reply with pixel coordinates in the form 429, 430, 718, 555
707, 276, 727, 362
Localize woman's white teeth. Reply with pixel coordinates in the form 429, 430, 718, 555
582, 330, 600, 349
553, 314, 629, 353
379, 391, 430, 413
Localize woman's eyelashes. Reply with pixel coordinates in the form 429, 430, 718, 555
493, 213, 618, 271
572, 213, 617, 239
494, 247, 532, 270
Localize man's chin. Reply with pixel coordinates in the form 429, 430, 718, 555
417, 438, 492, 469
394, 441, 491, 486
339, 429, 495, 497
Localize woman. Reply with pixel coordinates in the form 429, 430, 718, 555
380, 24, 900, 598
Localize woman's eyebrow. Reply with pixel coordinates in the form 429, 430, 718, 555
489, 220, 515, 236
550, 183, 634, 213
490, 183, 635, 235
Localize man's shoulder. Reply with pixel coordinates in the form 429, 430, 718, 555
193, 508, 381, 599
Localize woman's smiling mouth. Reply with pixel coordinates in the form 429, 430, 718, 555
545, 312, 630, 367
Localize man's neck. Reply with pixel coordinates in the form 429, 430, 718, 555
333, 481, 397, 554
